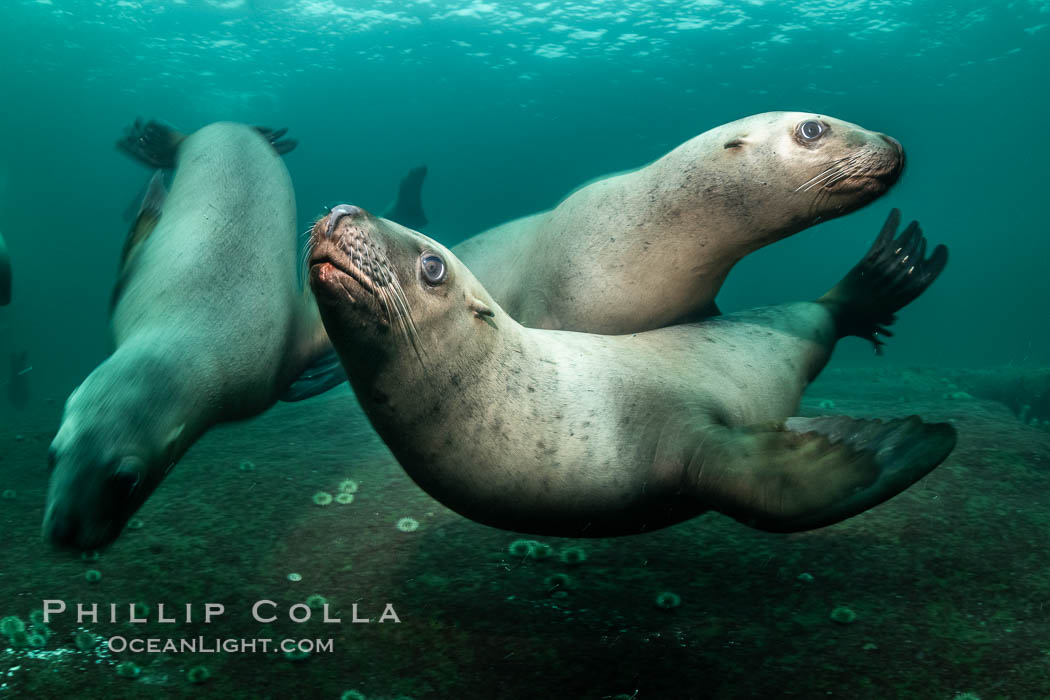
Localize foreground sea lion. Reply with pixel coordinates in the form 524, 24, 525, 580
309, 206, 953, 535
0, 230, 10, 306
43, 122, 341, 550
454, 112, 905, 333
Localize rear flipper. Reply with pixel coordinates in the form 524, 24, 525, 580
253, 125, 298, 156
117, 119, 298, 168
820, 208, 948, 353
694, 415, 956, 532
117, 119, 185, 169
383, 165, 429, 230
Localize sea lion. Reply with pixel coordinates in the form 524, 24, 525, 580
118, 118, 429, 230
0, 231, 10, 306
43, 121, 341, 550
308, 206, 954, 536
453, 111, 905, 333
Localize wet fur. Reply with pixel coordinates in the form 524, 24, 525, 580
311, 210, 950, 537
453, 111, 903, 334
44, 123, 332, 549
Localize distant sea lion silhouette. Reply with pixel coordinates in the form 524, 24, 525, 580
43, 121, 345, 550
308, 205, 954, 536
454, 111, 906, 333
0, 231, 10, 306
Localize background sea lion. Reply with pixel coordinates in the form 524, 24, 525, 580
453, 111, 905, 333
7, 350, 29, 409
0, 230, 10, 306
383, 165, 428, 231
43, 121, 341, 550
309, 206, 953, 536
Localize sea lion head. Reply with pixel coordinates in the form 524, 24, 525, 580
684, 111, 905, 246
43, 353, 186, 550
308, 205, 499, 376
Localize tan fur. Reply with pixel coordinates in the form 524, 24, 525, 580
454, 111, 902, 333
312, 209, 953, 536
312, 211, 841, 536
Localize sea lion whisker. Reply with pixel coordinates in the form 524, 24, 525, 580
299, 231, 316, 285
825, 157, 870, 187
827, 149, 880, 186
793, 156, 854, 192
370, 264, 412, 347
385, 271, 427, 367
387, 275, 420, 344
796, 158, 859, 192
376, 285, 397, 332
383, 284, 415, 357
794, 166, 839, 193
798, 165, 849, 193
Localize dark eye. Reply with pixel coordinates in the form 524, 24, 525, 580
420, 254, 447, 285
798, 120, 826, 142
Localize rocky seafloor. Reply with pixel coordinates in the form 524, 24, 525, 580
1, 365, 1048, 700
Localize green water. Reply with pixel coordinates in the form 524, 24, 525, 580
0, 1, 1048, 698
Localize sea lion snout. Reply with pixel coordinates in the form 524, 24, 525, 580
43, 455, 147, 550
309, 204, 398, 310
322, 204, 364, 239
878, 133, 906, 174
43, 500, 115, 551
879, 133, 903, 154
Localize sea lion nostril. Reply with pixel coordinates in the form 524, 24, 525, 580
880, 133, 903, 154
325, 204, 363, 239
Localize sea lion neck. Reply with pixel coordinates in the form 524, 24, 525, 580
93, 337, 217, 440
353, 309, 528, 429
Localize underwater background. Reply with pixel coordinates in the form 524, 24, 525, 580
1, 1, 1048, 698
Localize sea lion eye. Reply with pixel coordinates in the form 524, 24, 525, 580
798, 120, 827, 142
420, 254, 447, 285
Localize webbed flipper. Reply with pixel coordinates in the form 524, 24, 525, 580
117, 119, 185, 169
253, 126, 298, 156
820, 209, 949, 352
689, 414, 956, 532
110, 170, 166, 313
279, 348, 348, 402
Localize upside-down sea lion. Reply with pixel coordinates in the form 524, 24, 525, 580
308, 206, 954, 535
453, 111, 905, 333
43, 121, 341, 550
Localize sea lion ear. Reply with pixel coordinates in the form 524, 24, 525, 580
469, 298, 495, 319
723, 137, 746, 149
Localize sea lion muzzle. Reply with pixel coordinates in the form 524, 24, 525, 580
324, 204, 364, 239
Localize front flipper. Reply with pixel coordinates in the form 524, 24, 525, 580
691, 415, 956, 532
111, 170, 167, 314
279, 348, 347, 402
820, 209, 949, 353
